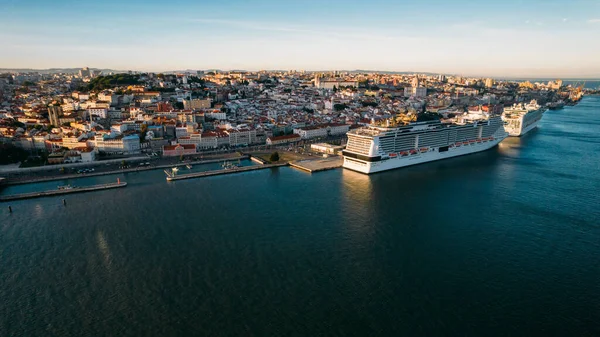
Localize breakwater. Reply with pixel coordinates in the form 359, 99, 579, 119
0, 182, 127, 201
166, 163, 287, 181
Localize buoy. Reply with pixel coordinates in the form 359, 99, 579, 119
8, 206, 12, 213
63, 199, 67, 206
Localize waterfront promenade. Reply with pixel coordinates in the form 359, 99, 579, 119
289, 157, 343, 173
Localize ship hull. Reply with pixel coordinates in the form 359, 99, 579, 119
343, 135, 506, 174
503, 107, 545, 137
507, 118, 540, 137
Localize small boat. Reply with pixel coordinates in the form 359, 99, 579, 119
389, 153, 398, 158
186, 164, 193, 169
400, 151, 409, 156
57, 185, 73, 190
410, 149, 417, 155
420, 147, 428, 153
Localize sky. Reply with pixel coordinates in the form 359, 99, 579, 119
1, 0, 600, 77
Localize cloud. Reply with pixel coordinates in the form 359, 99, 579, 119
562, 18, 568, 22
525, 20, 530, 24
588, 19, 600, 23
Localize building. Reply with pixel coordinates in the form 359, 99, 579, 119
98, 92, 119, 106
204, 111, 227, 120
314, 75, 359, 89
293, 124, 349, 139
94, 134, 140, 154
294, 126, 328, 139
226, 128, 257, 147
75, 147, 96, 162
327, 123, 351, 136
79, 67, 91, 78
198, 131, 218, 149
311, 143, 344, 154
162, 144, 196, 156
183, 98, 212, 110
48, 105, 63, 126
87, 107, 108, 119
266, 134, 301, 145
485, 78, 494, 88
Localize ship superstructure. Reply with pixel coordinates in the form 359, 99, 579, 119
502, 100, 546, 137
342, 111, 508, 174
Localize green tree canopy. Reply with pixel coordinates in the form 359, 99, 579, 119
334, 103, 348, 111
269, 152, 280, 162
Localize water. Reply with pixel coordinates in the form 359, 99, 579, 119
1, 98, 600, 336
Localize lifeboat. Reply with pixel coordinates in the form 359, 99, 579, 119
410, 149, 417, 155
389, 153, 398, 158
476, 138, 482, 143
463, 141, 469, 145
400, 151, 409, 156
469, 139, 476, 143
455, 142, 462, 147
420, 147, 428, 153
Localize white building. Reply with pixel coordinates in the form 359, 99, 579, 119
205, 111, 227, 120
294, 126, 328, 139
175, 126, 188, 138
98, 92, 119, 106
94, 134, 140, 154
293, 124, 350, 139
87, 107, 108, 119
226, 128, 257, 146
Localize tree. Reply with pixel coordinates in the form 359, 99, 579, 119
140, 124, 148, 142
269, 152, 280, 162
332, 85, 338, 93
334, 103, 348, 111
0, 144, 28, 165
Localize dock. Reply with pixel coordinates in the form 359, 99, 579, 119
289, 157, 343, 173
166, 163, 287, 181
0, 182, 127, 202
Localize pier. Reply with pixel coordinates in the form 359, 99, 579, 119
166, 163, 287, 181
289, 157, 343, 173
0, 181, 127, 202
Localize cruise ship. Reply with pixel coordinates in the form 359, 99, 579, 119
502, 100, 546, 137
342, 112, 508, 174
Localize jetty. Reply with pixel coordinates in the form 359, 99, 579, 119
166, 163, 287, 181
0, 181, 127, 202
289, 157, 343, 173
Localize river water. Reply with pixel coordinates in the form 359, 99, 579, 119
1, 97, 599, 336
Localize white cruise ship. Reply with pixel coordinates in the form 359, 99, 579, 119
502, 100, 546, 137
342, 112, 508, 174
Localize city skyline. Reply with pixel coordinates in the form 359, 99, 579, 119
2, 0, 600, 77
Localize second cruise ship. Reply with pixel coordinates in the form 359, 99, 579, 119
502, 100, 546, 137
343, 111, 508, 174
